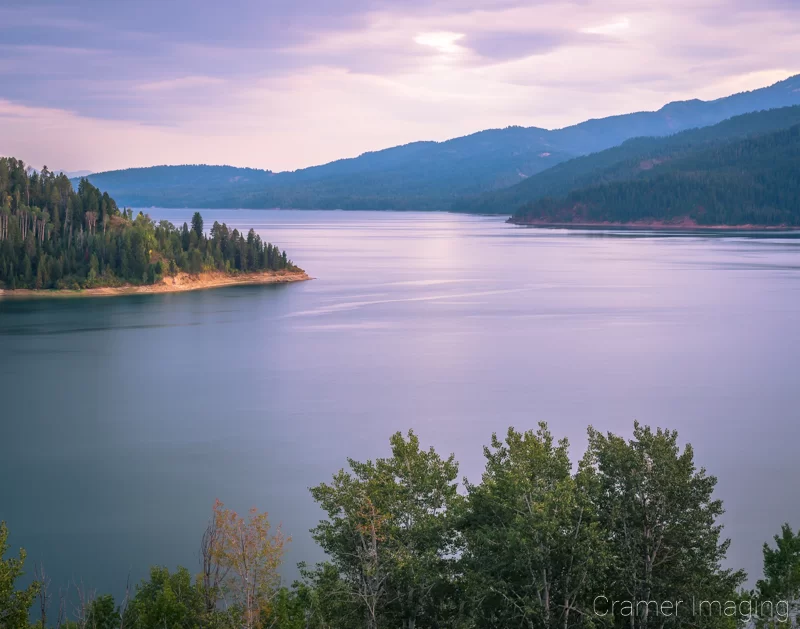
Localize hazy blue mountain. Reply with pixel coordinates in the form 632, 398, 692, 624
57, 169, 93, 178
78, 74, 800, 211
79, 129, 574, 209
548, 74, 800, 155
74, 164, 275, 207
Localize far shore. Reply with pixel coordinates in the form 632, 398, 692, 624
507, 217, 800, 231
0, 270, 311, 299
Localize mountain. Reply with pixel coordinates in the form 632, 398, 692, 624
456, 104, 800, 214
79, 74, 800, 211
542, 74, 800, 155
74, 164, 275, 208
57, 169, 93, 178
78, 130, 575, 210
510, 121, 800, 227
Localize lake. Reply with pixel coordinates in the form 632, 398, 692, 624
2, 209, 800, 595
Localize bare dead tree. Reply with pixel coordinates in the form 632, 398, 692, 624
118, 573, 131, 629
85, 212, 97, 236
34, 562, 52, 629
200, 515, 229, 614
72, 579, 96, 629
40, 211, 50, 243
56, 583, 69, 629
17, 208, 27, 240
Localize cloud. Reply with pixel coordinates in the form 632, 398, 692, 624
463, 30, 597, 62
414, 32, 466, 54
580, 16, 631, 35
136, 76, 227, 92
1, 0, 799, 172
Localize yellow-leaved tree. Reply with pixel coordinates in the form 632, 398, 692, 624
211, 499, 289, 629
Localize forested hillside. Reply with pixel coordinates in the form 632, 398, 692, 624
458, 105, 800, 214
0, 158, 298, 291
511, 124, 800, 226
78, 164, 276, 208
80, 74, 800, 211
80, 128, 576, 210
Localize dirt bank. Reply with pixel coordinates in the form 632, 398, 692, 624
507, 216, 800, 231
0, 270, 312, 299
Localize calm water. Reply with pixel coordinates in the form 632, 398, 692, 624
3, 210, 800, 594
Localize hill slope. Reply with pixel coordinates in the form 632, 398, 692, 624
80, 128, 575, 209
510, 123, 800, 227
456, 105, 800, 214
79, 74, 800, 211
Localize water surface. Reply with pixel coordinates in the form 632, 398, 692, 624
3, 210, 800, 593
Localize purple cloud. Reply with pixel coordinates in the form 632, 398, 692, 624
0, 0, 799, 172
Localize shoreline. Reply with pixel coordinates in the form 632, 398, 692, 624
0, 270, 312, 299
507, 218, 800, 232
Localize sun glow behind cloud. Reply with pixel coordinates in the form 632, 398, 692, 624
413, 31, 465, 54
580, 16, 631, 35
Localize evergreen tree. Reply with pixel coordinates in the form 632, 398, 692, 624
191, 212, 204, 239
0, 158, 301, 290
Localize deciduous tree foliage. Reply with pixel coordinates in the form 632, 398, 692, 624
2, 423, 759, 629
309, 431, 463, 629
461, 424, 608, 629
754, 523, 800, 625
586, 422, 745, 628
0, 522, 40, 629
212, 500, 288, 629
123, 567, 205, 629
0, 158, 300, 290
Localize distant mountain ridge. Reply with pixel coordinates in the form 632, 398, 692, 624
77, 74, 800, 211
57, 169, 93, 179
76, 164, 275, 208
456, 104, 800, 214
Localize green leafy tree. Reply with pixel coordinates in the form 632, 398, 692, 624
755, 523, 800, 625
123, 566, 205, 629
586, 422, 745, 628
188, 249, 203, 275
0, 522, 40, 629
309, 430, 462, 629
461, 424, 607, 629
85, 594, 119, 629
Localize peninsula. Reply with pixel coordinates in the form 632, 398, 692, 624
0, 157, 308, 297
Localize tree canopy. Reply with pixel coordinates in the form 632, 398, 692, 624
6, 422, 789, 629
0, 158, 300, 290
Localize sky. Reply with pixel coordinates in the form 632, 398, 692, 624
1, 0, 799, 174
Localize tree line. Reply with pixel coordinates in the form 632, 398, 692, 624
0, 157, 300, 290
4, 421, 799, 629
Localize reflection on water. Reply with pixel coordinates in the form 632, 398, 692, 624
3, 210, 800, 595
